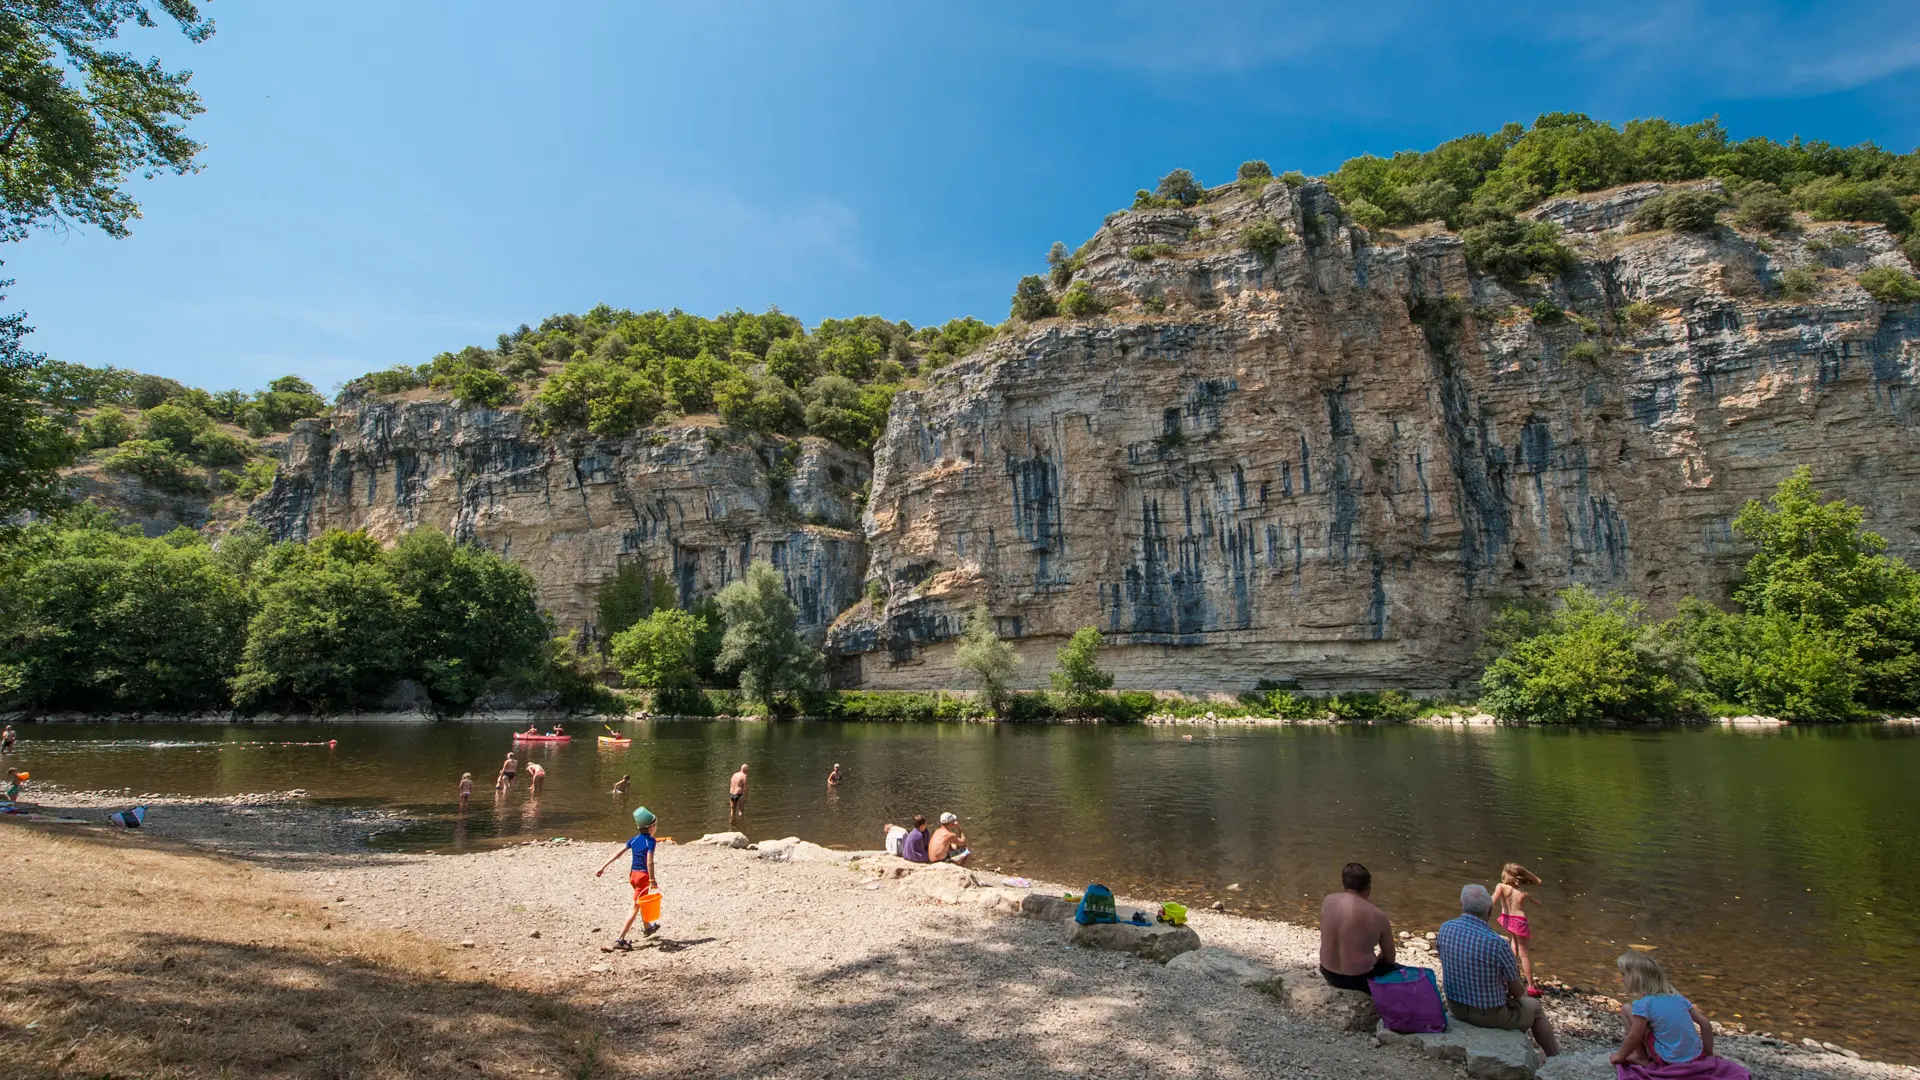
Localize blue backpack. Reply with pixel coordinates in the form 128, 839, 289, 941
1074, 883, 1118, 925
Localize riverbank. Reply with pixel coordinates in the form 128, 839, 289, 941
4, 793, 1914, 1080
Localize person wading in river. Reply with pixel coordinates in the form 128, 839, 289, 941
1318, 862, 1400, 991
729, 763, 748, 823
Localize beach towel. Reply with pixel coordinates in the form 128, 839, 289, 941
110, 806, 147, 828
1617, 1056, 1752, 1080
1369, 966, 1447, 1033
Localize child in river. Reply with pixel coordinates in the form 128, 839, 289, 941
596, 806, 661, 949
458, 772, 473, 813
1492, 862, 1543, 996
611, 774, 630, 797
1610, 951, 1748, 1077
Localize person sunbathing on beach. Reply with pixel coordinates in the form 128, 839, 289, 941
1610, 951, 1747, 1078
1492, 863, 1543, 996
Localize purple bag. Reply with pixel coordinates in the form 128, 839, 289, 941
1369, 966, 1448, 1033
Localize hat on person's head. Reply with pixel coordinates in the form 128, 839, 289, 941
632, 806, 656, 828
940, 812, 958, 824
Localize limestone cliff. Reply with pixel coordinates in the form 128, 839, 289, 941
828, 180, 1920, 691
249, 391, 870, 641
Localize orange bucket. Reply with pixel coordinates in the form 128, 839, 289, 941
636, 888, 663, 923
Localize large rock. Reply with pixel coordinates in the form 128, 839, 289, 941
1274, 967, 1379, 1032
1018, 893, 1077, 922
1535, 1050, 1614, 1080
829, 177, 1920, 695
1165, 946, 1282, 992
896, 863, 983, 904
1068, 921, 1201, 964
690, 831, 750, 848
1376, 1021, 1545, 1080
249, 407, 871, 645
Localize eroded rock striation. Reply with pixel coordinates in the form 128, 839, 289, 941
829, 180, 1920, 690
249, 391, 869, 640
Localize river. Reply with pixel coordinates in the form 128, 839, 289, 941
7, 719, 1917, 1060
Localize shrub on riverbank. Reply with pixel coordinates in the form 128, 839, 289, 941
0, 514, 586, 716
1478, 469, 1920, 722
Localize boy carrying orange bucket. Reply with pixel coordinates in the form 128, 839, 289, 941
596, 805, 662, 950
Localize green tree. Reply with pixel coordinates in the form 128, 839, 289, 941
1858, 266, 1920, 304
610, 608, 705, 691
1050, 626, 1114, 715
1237, 160, 1273, 182
1241, 220, 1292, 263
1155, 169, 1204, 207
139, 402, 208, 451
1057, 281, 1106, 318
0, 515, 248, 712
597, 561, 676, 637
1009, 275, 1057, 321
81, 406, 131, 447
230, 538, 412, 714
0, 297, 76, 517
714, 560, 820, 709
101, 437, 196, 489
1479, 586, 1701, 723
1461, 217, 1574, 285
1734, 183, 1795, 231
952, 604, 1019, 716
382, 529, 552, 711
0, 0, 213, 242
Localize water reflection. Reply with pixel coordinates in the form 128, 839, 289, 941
6, 720, 1917, 1060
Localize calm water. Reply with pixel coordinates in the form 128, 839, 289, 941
8, 720, 1918, 1060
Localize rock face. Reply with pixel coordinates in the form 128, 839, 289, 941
831, 180, 1920, 690
248, 392, 870, 642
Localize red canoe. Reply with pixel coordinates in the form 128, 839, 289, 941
511, 733, 571, 742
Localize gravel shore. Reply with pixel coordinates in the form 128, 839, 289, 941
13, 793, 1917, 1080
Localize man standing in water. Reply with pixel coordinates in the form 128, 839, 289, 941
729, 763, 749, 822
1318, 862, 1400, 991
827, 763, 842, 787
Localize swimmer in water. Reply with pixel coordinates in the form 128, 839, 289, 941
526, 761, 546, 794
458, 772, 473, 813
827, 763, 842, 787
612, 774, 630, 797
1, 724, 15, 752
729, 763, 748, 823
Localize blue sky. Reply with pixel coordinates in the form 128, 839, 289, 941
9, 1, 1920, 393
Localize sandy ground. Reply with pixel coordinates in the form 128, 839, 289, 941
9, 792, 1916, 1080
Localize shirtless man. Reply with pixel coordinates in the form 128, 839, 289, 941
612, 774, 630, 797
827, 763, 842, 787
1318, 862, 1399, 992
526, 761, 546, 795
500, 752, 518, 793
728, 763, 748, 822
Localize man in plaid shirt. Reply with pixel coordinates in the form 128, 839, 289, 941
1435, 884, 1561, 1056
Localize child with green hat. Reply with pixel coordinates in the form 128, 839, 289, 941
595, 805, 661, 949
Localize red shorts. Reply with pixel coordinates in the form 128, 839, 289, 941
629, 869, 652, 905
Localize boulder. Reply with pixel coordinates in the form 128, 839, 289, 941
1535, 1050, 1614, 1080
1375, 1022, 1545, 1080
967, 886, 1026, 914
896, 863, 982, 904
1273, 967, 1379, 1032
1165, 947, 1282, 993
1067, 921, 1201, 964
690, 831, 750, 848
1018, 893, 1077, 922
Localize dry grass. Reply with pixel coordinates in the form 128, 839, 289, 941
0, 825, 596, 1079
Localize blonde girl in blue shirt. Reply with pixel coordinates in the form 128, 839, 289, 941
1610, 951, 1745, 1076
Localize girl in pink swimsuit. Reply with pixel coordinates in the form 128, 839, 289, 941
1492, 863, 1543, 997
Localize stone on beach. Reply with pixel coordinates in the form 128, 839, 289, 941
690, 831, 750, 848
1017, 893, 1077, 922
894, 862, 983, 904
1165, 946, 1283, 992
1534, 1049, 1614, 1080
1375, 1021, 1545, 1080
1067, 920, 1201, 963
1273, 966, 1379, 1031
